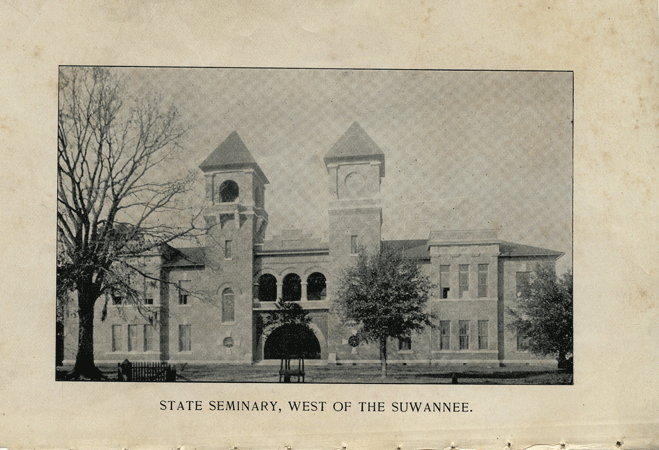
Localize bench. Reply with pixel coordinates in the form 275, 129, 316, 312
117, 359, 176, 382
279, 358, 305, 383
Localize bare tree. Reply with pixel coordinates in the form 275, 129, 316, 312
57, 67, 201, 379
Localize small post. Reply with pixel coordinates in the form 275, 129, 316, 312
451, 373, 458, 384
118, 359, 132, 382
166, 365, 177, 382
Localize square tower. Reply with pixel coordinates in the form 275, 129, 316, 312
197, 131, 269, 362
324, 122, 385, 360
324, 122, 385, 262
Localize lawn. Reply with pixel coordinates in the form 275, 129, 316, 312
57, 362, 572, 384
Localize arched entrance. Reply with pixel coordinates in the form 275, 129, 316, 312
263, 324, 321, 359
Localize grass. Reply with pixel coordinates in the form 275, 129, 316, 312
56, 362, 572, 384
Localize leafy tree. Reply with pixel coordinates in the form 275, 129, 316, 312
333, 247, 432, 377
508, 265, 573, 369
261, 298, 313, 331
57, 67, 200, 379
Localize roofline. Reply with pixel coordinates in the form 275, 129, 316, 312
323, 155, 385, 177
162, 262, 205, 269
255, 248, 330, 257
499, 252, 564, 259
199, 162, 269, 185
428, 240, 501, 248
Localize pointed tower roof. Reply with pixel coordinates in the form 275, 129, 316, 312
324, 122, 385, 176
199, 131, 268, 183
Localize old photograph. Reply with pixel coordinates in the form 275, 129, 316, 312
57, 67, 573, 384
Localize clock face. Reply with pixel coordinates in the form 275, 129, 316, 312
344, 172, 365, 197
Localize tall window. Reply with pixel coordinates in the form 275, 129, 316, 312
179, 324, 191, 352
282, 273, 301, 301
478, 264, 488, 298
127, 325, 138, 352
258, 274, 277, 302
112, 325, 122, 352
306, 272, 327, 301
439, 320, 451, 350
478, 320, 488, 350
459, 265, 469, 298
350, 235, 358, 255
144, 325, 156, 352
398, 336, 412, 351
255, 186, 262, 206
144, 275, 155, 305
224, 240, 232, 259
440, 265, 450, 299
459, 320, 469, 350
516, 271, 531, 297
222, 288, 235, 322
178, 280, 191, 305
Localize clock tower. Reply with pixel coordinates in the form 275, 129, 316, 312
324, 121, 385, 265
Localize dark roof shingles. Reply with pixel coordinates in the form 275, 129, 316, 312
163, 247, 205, 267
199, 131, 268, 183
382, 239, 430, 259
498, 241, 563, 258
324, 122, 385, 176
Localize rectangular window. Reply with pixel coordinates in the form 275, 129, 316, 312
440, 265, 450, 299
478, 320, 489, 350
112, 325, 122, 352
398, 336, 412, 351
516, 272, 531, 297
459, 264, 469, 298
439, 320, 451, 350
517, 332, 530, 352
178, 280, 191, 305
478, 264, 488, 298
350, 235, 358, 255
144, 275, 155, 305
127, 324, 138, 352
144, 325, 156, 352
459, 320, 469, 350
222, 289, 235, 323
179, 324, 191, 352
225, 240, 232, 259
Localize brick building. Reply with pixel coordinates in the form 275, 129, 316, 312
62, 122, 563, 367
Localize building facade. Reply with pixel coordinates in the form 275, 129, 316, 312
62, 122, 563, 367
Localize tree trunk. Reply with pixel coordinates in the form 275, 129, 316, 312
557, 349, 567, 370
72, 287, 103, 379
380, 338, 387, 378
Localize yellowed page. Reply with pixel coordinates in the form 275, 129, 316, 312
1, 1, 658, 449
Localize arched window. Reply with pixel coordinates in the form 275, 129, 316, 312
222, 288, 235, 322
258, 274, 277, 302
306, 272, 327, 301
282, 273, 301, 302
219, 180, 239, 203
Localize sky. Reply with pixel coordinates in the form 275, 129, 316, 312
99, 67, 573, 273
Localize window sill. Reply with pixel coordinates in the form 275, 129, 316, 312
432, 350, 498, 354
433, 297, 497, 302
397, 350, 413, 354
